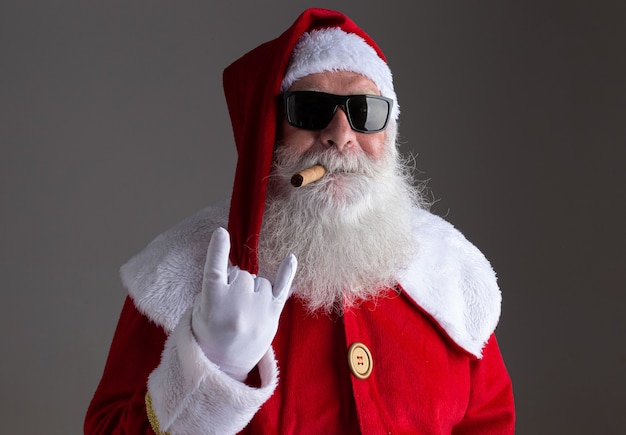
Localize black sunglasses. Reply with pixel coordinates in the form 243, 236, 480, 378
282, 91, 393, 134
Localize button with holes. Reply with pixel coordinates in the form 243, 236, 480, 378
348, 342, 373, 379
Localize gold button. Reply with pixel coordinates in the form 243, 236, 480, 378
348, 342, 373, 379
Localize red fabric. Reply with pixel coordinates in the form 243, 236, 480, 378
85, 292, 514, 434
223, 8, 387, 273
84, 296, 165, 434
242, 298, 361, 434
243, 290, 515, 434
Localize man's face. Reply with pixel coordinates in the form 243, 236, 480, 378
261, 73, 417, 314
278, 70, 388, 161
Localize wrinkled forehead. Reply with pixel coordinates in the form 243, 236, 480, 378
286, 71, 381, 96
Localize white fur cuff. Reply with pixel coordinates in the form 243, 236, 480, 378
147, 308, 279, 435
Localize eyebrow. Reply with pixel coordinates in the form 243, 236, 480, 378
289, 86, 380, 95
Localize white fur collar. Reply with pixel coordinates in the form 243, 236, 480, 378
120, 200, 500, 359
395, 209, 501, 358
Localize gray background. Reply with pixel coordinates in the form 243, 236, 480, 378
2, 1, 624, 434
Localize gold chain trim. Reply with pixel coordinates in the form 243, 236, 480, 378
145, 391, 170, 435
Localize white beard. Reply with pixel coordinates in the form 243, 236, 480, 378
257, 142, 425, 315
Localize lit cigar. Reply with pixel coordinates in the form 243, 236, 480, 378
290, 164, 327, 187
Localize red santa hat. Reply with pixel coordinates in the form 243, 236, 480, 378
223, 8, 397, 273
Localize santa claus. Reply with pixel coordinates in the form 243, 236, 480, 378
85, 8, 515, 434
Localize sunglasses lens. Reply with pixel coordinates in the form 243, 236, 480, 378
286, 92, 334, 130
346, 96, 391, 132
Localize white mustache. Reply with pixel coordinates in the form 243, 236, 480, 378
274, 146, 387, 183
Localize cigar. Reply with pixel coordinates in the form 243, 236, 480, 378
290, 164, 327, 187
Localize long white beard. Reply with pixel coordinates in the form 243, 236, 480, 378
257, 142, 425, 315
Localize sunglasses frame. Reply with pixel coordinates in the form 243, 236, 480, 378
282, 91, 393, 134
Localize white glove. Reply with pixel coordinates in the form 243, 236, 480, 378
191, 227, 297, 381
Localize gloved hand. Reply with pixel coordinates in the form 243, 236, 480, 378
191, 227, 297, 381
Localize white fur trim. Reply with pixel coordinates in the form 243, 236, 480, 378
396, 211, 501, 358
147, 307, 278, 434
120, 199, 229, 333
281, 28, 399, 122
120, 201, 500, 358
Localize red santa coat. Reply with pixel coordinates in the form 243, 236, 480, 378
85, 203, 515, 434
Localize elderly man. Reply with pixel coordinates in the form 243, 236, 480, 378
85, 8, 515, 434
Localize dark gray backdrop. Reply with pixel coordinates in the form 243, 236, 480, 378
2, 1, 624, 434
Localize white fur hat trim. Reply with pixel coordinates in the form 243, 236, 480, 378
281, 27, 399, 121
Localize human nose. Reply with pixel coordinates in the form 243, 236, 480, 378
320, 106, 357, 151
